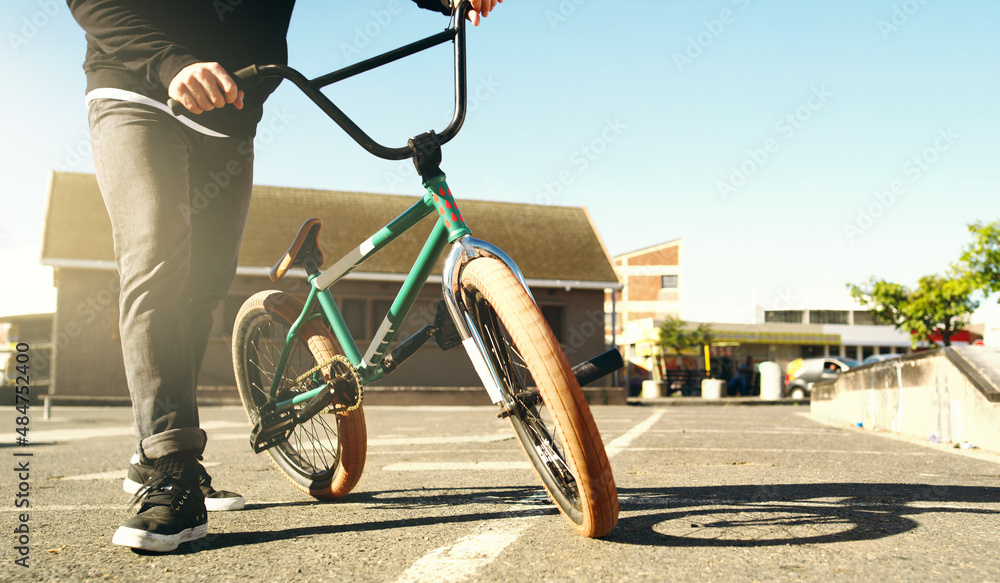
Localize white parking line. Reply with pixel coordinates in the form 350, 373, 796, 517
605, 409, 666, 457
647, 428, 843, 435
382, 461, 531, 471
369, 434, 515, 447
59, 470, 127, 482
59, 462, 220, 482
627, 447, 932, 455
395, 517, 538, 583
392, 410, 663, 583
1, 421, 247, 444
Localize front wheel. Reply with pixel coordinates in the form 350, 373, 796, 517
232, 291, 367, 499
460, 258, 618, 538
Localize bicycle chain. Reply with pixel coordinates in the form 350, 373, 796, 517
294, 354, 364, 413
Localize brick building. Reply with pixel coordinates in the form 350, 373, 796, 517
605, 239, 682, 347
40, 172, 622, 402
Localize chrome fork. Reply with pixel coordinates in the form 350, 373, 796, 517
440, 235, 534, 411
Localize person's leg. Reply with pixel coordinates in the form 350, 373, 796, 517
186, 133, 254, 378
90, 99, 208, 551
89, 99, 206, 459
184, 132, 254, 512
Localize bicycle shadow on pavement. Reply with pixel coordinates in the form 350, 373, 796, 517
607, 483, 1000, 548
242, 485, 551, 512
172, 485, 554, 554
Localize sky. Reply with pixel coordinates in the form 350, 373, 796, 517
2, 0, 999, 323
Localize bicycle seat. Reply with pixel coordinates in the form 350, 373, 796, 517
270, 218, 325, 281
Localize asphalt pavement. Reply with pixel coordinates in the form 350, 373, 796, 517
2, 403, 998, 582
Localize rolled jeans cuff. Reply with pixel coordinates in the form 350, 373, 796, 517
139, 427, 207, 460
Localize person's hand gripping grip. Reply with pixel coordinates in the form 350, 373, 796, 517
168, 62, 244, 115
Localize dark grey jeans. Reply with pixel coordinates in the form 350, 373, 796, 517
88, 99, 254, 460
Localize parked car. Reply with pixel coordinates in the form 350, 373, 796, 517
861, 353, 904, 366
784, 357, 858, 399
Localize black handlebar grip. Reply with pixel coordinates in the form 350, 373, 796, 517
232, 64, 261, 87
165, 65, 259, 116
572, 349, 624, 387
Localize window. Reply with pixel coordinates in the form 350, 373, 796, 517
540, 305, 564, 343
341, 299, 366, 339
809, 310, 849, 325
661, 275, 678, 289
765, 310, 804, 324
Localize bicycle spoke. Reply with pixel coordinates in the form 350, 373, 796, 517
465, 281, 584, 514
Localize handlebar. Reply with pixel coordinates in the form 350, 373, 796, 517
167, 1, 470, 162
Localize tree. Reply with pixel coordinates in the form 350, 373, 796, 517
848, 275, 978, 347
957, 221, 1000, 295
689, 322, 713, 352
656, 317, 712, 355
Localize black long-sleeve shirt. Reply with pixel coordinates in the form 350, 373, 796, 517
69, 0, 451, 137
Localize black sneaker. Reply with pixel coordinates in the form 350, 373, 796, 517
124, 453, 245, 511
112, 456, 208, 552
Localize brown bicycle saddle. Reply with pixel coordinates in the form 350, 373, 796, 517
269, 218, 325, 281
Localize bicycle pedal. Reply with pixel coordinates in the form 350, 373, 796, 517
250, 407, 296, 453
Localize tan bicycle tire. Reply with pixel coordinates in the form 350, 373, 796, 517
460, 258, 618, 537
232, 290, 366, 499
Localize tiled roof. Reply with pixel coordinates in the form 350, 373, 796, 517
42, 172, 619, 284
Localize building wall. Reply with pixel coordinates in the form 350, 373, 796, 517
52, 269, 609, 396
606, 240, 682, 346
52, 268, 127, 396
623, 246, 678, 266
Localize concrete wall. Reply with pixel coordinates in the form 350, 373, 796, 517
811, 347, 1000, 451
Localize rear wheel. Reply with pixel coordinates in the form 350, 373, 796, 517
460, 258, 618, 537
232, 291, 366, 499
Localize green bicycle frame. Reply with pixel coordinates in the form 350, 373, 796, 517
267, 175, 471, 409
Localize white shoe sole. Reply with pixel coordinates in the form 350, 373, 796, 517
123, 477, 143, 495
204, 496, 245, 511
125, 477, 245, 511
125, 455, 245, 511
112, 523, 208, 553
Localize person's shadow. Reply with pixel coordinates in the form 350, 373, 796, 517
158, 482, 1000, 554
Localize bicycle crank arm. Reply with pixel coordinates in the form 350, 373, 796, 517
572, 349, 624, 387
382, 325, 437, 375
295, 376, 353, 423
250, 375, 356, 454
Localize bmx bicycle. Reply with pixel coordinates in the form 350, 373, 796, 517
171, 2, 622, 538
